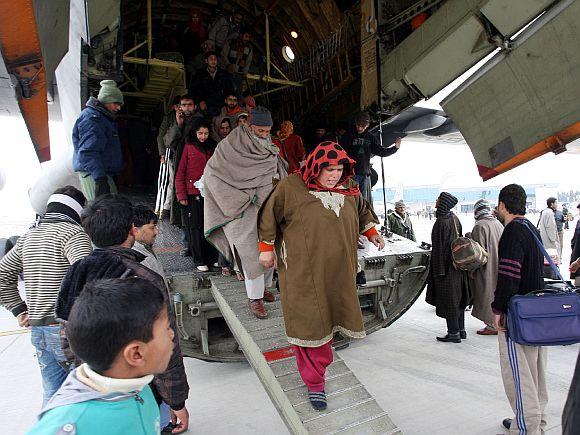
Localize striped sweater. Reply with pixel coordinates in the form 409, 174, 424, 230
0, 214, 93, 326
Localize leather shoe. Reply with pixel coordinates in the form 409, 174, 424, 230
436, 333, 461, 343
502, 418, 511, 429
263, 289, 276, 302
477, 327, 498, 336
460, 330, 467, 339
249, 299, 267, 319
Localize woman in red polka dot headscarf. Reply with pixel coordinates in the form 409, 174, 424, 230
256, 141, 385, 411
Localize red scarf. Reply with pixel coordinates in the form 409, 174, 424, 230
300, 141, 360, 195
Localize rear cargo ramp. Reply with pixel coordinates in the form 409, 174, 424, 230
211, 276, 402, 434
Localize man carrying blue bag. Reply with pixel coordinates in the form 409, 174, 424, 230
492, 184, 547, 434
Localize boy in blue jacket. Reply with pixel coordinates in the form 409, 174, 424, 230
27, 277, 175, 435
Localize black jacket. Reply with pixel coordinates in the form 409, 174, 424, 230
57, 247, 189, 410
340, 128, 398, 176
190, 67, 235, 111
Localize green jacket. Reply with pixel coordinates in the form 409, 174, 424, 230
387, 212, 416, 241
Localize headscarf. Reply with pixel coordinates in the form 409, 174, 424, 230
300, 141, 359, 196
436, 192, 458, 218
277, 121, 293, 141
474, 199, 492, 220
188, 8, 207, 38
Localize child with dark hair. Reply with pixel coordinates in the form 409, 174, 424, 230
28, 278, 174, 434
57, 194, 190, 432
132, 205, 165, 280
175, 122, 218, 271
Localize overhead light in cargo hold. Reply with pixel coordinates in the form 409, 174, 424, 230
282, 46, 295, 63
290, 31, 299, 38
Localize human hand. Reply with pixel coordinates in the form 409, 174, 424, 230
17, 312, 30, 328
179, 199, 188, 206
170, 407, 189, 433
394, 137, 402, 149
493, 313, 506, 332
160, 155, 166, 164
570, 258, 580, 274
94, 178, 110, 198
259, 251, 276, 268
175, 110, 184, 127
368, 233, 385, 250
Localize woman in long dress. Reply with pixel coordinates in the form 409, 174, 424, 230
257, 142, 385, 410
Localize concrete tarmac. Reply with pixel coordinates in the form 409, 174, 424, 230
1, 297, 577, 434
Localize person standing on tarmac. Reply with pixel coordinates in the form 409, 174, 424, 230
426, 192, 470, 343
492, 184, 546, 434
0, 187, 92, 405
469, 199, 503, 336
72, 80, 124, 201
537, 197, 561, 259
386, 200, 415, 241
340, 112, 401, 206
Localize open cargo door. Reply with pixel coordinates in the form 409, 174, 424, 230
441, 0, 580, 180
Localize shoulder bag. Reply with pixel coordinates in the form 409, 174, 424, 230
507, 221, 580, 346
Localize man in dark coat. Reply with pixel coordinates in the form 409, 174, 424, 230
190, 51, 235, 116
164, 94, 204, 228
340, 112, 401, 205
72, 80, 124, 200
56, 194, 190, 433
426, 192, 470, 343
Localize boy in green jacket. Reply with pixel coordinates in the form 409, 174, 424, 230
27, 277, 175, 435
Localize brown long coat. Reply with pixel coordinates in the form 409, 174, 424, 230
425, 213, 471, 319
469, 216, 504, 324
257, 174, 378, 347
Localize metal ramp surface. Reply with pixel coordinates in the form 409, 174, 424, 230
210, 275, 402, 435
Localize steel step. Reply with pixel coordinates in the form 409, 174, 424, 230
210, 275, 401, 434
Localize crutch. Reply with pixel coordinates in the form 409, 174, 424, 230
155, 148, 170, 215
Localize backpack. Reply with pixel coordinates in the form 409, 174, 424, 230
450, 216, 488, 271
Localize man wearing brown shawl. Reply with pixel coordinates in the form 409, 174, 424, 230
204, 106, 288, 318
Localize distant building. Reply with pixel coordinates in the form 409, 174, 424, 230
373, 183, 558, 213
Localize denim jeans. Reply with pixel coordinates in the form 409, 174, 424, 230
31, 325, 70, 405
354, 174, 372, 205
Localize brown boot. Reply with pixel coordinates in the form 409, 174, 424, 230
263, 289, 276, 303
249, 299, 267, 319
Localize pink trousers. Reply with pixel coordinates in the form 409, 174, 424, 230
293, 341, 334, 392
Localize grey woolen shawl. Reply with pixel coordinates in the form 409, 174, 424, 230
204, 124, 288, 275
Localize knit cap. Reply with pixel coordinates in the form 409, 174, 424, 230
249, 106, 273, 127
437, 192, 458, 211
474, 199, 492, 220
46, 188, 86, 223
98, 80, 124, 104
394, 200, 406, 208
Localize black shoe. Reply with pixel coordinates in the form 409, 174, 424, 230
436, 333, 461, 343
460, 330, 467, 339
502, 418, 511, 429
